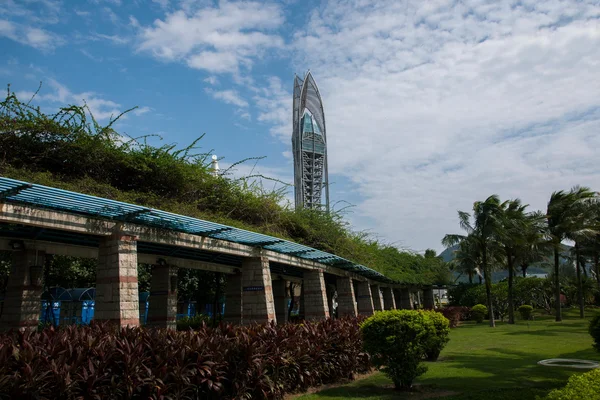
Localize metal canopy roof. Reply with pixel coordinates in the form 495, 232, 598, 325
0, 177, 395, 284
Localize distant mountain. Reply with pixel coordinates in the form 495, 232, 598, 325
441, 243, 574, 283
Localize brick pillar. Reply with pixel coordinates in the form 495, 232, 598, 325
0, 249, 45, 331
147, 264, 178, 329
223, 272, 242, 324
303, 270, 330, 320
95, 234, 139, 327
273, 279, 288, 324
298, 283, 305, 319
399, 289, 413, 309
382, 287, 396, 310
336, 276, 357, 317
356, 281, 374, 316
242, 257, 276, 324
371, 284, 384, 311
423, 287, 435, 309
393, 289, 401, 310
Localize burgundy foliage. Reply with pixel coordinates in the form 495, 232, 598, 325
0, 317, 370, 399
439, 306, 471, 328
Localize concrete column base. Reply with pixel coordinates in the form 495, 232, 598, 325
423, 287, 435, 309
147, 264, 178, 330
0, 249, 45, 331
303, 270, 329, 320
242, 257, 276, 324
336, 276, 357, 317
356, 281, 374, 316
95, 234, 140, 327
273, 279, 288, 324
371, 284, 384, 311
224, 272, 242, 324
382, 287, 396, 310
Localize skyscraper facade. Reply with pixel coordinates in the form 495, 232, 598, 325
292, 71, 330, 211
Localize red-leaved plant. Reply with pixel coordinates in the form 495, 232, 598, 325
0, 317, 370, 399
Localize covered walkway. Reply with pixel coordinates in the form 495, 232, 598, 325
0, 177, 434, 330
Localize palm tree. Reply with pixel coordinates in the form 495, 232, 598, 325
450, 237, 481, 284
443, 195, 503, 327
497, 199, 528, 324
547, 186, 597, 321
517, 211, 551, 278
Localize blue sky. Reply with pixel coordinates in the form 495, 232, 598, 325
2, 0, 600, 253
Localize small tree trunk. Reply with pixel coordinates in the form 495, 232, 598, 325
483, 249, 495, 328
554, 245, 562, 322
468, 271, 473, 284
478, 275, 483, 285
507, 254, 515, 324
594, 253, 600, 289
287, 282, 295, 321
575, 243, 585, 319
522, 263, 528, 278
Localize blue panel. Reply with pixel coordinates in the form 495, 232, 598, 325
0, 177, 397, 284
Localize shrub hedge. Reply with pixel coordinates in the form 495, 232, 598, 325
360, 310, 437, 390
0, 318, 370, 399
440, 306, 470, 328
589, 313, 600, 352
420, 310, 450, 361
542, 368, 600, 400
518, 305, 534, 320
471, 304, 488, 323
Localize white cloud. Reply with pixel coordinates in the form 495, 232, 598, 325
204, 75, 219, 85
285, 0, 600, 251
0, 19, 63, 51
15, 78, 148, 122
254, 76, 290, 139
206, 88, 249, 107
133, 106, 152, 116
93, 33, 129, 44
151, 0, 169, 9
135, 1, 284, 74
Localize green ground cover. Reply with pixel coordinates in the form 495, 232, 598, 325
298, 309, 599, 400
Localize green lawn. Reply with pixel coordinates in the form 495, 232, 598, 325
297, 309, 599, 400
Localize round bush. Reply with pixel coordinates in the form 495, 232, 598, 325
589, 313, 600, 352
518, 305, 534, 320
543, 368, 600, 400
360, 310, 436, 390
420, 310, 450, 361
471, 304, 487, 323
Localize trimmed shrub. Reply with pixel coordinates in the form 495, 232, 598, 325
471, 304, 487, 323
0, 317, 370, 399
176, 314, 212, 330
361, 310, 435, 390
420, 310, 450, 361
542, 368, 600, 400
518, 305, 534, 320
440, 306, 470, 328
589, 313, 600, 352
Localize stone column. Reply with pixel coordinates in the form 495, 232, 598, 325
336, 276, 358, 317
95, 234, 140, 327
223, 272, 242, 324
371, 284, 384, 311
399, 289, 413, 309
0, 249, 45, 331
242, 257, 276, 324
423, 287, 435, 309
147, 264, 178, 329
356, 281, 374, 316
382, 287, 396, 310
303, 270, 330, 320
273, 279, 288, 324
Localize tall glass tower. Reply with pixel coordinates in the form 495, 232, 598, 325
292, 71, 330, 211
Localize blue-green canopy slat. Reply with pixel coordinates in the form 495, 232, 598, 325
0, 177, 396, 284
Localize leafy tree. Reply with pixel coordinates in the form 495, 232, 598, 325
443, 195, 503, 327
547, 187, 597, 321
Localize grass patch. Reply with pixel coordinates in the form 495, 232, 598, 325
297, 309, 599, 400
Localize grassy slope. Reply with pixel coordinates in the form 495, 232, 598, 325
298, 309, 599, 400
